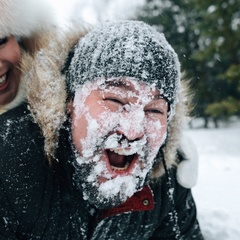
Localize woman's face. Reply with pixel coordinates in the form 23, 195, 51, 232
0, 36, 21, 106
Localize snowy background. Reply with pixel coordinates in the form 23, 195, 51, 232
187, 118, 240, 240
50, 1, 240, 239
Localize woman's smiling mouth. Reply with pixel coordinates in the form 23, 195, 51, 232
0, 73, 9, 90
0, 73, 7, 85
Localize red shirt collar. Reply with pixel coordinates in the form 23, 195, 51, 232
97, 185, 154, 222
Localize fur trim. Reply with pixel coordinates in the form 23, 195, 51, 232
0, 0, 57, 38
150, 80, 190, 179
21, 25, 88, 161
0, 80, 25, 115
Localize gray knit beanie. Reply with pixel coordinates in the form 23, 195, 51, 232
66, 20, 181, 119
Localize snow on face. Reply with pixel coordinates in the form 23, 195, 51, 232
71, 78, 168, 209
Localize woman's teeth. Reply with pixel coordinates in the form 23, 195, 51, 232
0, 74, 6, 86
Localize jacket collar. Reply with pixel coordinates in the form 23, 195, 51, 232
96, 185, 154, 223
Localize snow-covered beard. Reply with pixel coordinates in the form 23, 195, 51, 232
71, 108, 165, 209
72, 133, 159, 209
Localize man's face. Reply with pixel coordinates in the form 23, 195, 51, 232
69, 78, 168, 209
0, 36, 21, 106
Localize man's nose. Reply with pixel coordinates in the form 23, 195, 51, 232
117, 125, 144, 141
117, 108, 145, 141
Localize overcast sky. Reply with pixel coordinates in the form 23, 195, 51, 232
51, 0, 144, 25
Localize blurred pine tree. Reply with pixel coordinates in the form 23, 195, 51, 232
134, 0, 240, 127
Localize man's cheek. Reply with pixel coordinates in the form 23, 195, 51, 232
146, 120, 166, 151
95, 111, 120, 134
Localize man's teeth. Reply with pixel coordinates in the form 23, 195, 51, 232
111, 161, 130, 171
0, 74, 6, 86
109, 148, 136, 156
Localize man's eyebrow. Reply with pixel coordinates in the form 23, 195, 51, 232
103, 79, 134, 91
102, 79, 164, 99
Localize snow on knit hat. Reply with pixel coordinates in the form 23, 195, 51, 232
0, 0, 57, 38
66, 20, 181, 119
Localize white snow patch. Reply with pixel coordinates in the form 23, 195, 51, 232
186, 118, 240, 240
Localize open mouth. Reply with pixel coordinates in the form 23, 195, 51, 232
0, 74, 7, 86
106, 149, 137, 173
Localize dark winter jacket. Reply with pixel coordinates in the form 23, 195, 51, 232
0, 103, 203, 239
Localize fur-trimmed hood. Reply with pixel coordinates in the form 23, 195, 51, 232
22, 26, 189, 180
0, 0, 57, 54
0, 0, 57, 39
21, 25, 88, 161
